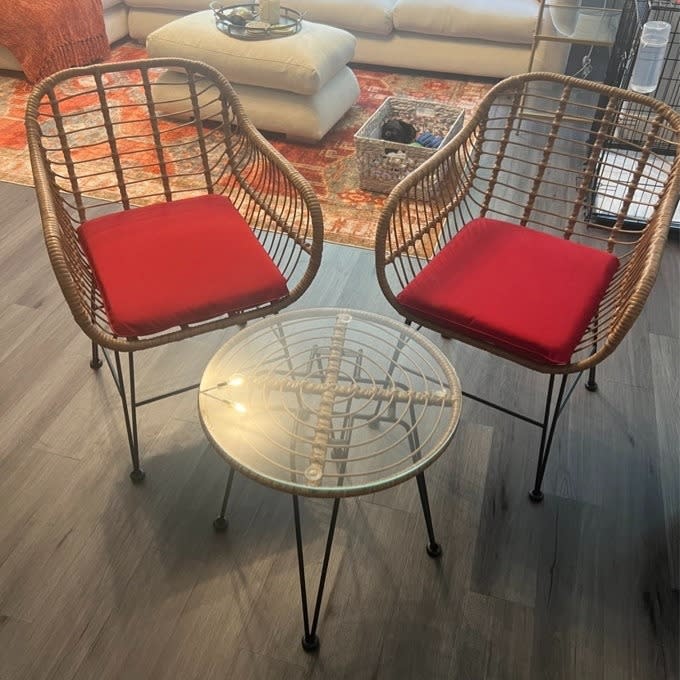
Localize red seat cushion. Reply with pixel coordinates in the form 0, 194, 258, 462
79, 194, 288, 337
397, 217, 619, 366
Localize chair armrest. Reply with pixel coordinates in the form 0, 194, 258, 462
176, 64, 324, 304
26, 131, 103, 340
220, 113, 323, 296
375, 112, 486, 301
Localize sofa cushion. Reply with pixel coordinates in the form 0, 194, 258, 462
287, 0, 397, 36
393, 0, 539, 45
147, 10, 357, 95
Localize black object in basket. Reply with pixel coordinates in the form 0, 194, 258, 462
355, 97, 464, 194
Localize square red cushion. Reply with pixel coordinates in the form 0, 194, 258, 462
79, 194, 288, 337
397, 217, 619, 366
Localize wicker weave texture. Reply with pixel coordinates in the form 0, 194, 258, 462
355, 97, 464, 194
375, 73, 680, 375
24, 58, 323, 352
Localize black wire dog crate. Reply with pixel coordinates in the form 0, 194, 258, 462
606, 0, 679, 144
592, 0, 680, 230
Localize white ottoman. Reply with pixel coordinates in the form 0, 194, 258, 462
146, 10, 360, 141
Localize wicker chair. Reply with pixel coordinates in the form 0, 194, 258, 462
375, 72, 680, 501
25, 58, 323, 482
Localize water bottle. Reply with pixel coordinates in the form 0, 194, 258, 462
629, 21, 672, 94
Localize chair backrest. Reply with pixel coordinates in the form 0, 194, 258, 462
461, 74, 680, 244
25, 58, 249, 223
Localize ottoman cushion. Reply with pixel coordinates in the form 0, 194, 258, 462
154, 67, 360, 141
147, 10, 357, 96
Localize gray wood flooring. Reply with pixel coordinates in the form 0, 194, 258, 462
0, 179, 678, 679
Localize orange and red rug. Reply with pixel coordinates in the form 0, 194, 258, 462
0, 41, 494, 249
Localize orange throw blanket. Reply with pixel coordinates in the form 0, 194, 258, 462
0, 0, 110, 82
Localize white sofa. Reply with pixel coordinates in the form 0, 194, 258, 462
0, 0, 564, 78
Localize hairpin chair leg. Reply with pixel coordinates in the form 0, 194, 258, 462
113, 351, 145, 483
368, 325, 411, 423
529, 373, 568, 503
585, 315, 599, 392
89, 291, 102, 369
90, 341, 103, 370
585, 366, 598, 392
90, 290, 102, 371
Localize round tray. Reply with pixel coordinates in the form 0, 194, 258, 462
210, 2, 303, 40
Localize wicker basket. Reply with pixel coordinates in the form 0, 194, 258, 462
354, 97, 465, 194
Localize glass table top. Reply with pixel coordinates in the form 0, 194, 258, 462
199, 308, 462, 498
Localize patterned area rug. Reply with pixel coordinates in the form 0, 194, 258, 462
0, 41, 494, 249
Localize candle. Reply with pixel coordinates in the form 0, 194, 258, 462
259, 0, 280, 24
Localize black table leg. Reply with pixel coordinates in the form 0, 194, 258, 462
213, 467, 235, 531
292, 495, 341, 652
416, 471, 442, 557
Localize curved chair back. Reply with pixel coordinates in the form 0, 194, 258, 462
376, 72, 680, 373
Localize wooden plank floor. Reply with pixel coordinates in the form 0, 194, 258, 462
0, 180, 677, 680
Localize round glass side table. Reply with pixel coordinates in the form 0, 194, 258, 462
199, 308, 462, 651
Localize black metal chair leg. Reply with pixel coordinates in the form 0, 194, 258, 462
368, 325, 411, 425
585, 365, 598, 392
113, 351, 145, 483
529, 374, 555, 503
293, 495, 341, 652
586, 315, 599, 392
416, 472, 442, 557
529, 374, 568, 503
89, 288, 102, 369
90, 341, 102, 370
213, 467, 236, 532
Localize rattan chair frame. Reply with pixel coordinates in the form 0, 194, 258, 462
25, 58, 323, 353
25, 58, 324, 481
374, 72, 680, 500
